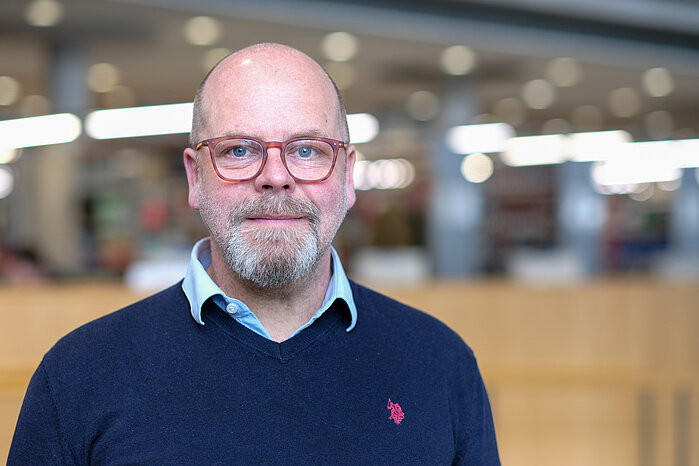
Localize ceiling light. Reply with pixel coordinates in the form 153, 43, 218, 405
183, 16, 222, 46
353, 160, 371, 190
592, 183, 636, 196
395, 159, 416, 189
0, 76, 21, 106
522, 79, 555, 109
589, 140, 698, 186
0, 149, 22, 164
369, 160, 392, 189
87, 63, 120, 93
440, 45, 477, 76
567, 130, 632, 162
85, 103, 193, 139
610, 139, 699, 168
642, 67, 674, 97
629, 184, 654, 202
406, 90, 440, 121
0, 113, 81, 150
546, 57, 582, 87
446, 123, 515, 154
322, 32, 358, 62
608, 88, 641, 117
347, 113, 379, 144
592, 157, 681, 186
658, 179, 681, 191
501, 134, 567, 166
460, 153, 494, 183
673, 139, 699, 167
24, 0, 64, 27
376, 160, 403, 189
353, 158, 415, 190
85, 105, 377, 143
0, 166, 15, 199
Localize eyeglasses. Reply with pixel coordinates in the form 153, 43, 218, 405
195, 136, 347, 183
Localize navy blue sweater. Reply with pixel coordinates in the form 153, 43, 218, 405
9, 281, 499, 465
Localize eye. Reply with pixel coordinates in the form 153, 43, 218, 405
287, 140, 332, 160
295, 145, 316, 158
230, 145, 249, 158
217, 139, 262, 159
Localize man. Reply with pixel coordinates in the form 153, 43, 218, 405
9, 43, 499, 464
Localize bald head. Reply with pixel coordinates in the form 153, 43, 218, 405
190, 43, 349, 148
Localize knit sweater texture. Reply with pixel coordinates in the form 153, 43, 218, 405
9, 281, 500, 465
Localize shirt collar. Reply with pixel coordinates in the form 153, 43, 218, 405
182, 237, 357, 334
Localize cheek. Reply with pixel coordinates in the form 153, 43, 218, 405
309, 183, 348, 225
195, 176, 213, 208
199, 170, 247, 204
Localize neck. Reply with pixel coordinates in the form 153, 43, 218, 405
207, 243, 333, 343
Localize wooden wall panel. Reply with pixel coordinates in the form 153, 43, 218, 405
1, 280, 697, 464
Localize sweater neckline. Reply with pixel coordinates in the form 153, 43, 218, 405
202, 298, 349, 362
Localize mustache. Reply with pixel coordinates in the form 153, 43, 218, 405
229, 194, 320, 226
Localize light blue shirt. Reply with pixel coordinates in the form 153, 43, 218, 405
182, 238, 357, 339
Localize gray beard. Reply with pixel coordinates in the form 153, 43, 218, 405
200, 192, 325, 289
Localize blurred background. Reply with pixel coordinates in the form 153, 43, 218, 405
1, 0, 698, 464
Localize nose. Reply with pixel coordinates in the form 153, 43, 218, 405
252, 147, 296, 193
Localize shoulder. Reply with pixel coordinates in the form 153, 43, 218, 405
62, 280, 187, 336
349, 280, 475, 360
42, 282, 190, 369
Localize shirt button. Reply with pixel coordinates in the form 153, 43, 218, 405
226, 303, 238, 315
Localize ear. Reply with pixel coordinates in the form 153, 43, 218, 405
183, 148, 200, 210
344, 144, 356, 209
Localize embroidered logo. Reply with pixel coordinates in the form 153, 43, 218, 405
387, 398, 405, 425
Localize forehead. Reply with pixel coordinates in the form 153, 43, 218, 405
201, 50, 341, 139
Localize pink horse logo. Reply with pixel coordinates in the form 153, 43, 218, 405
387, 398, 405, 425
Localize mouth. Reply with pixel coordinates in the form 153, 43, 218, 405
245, 215, 308, 226
231, 194, 321, 229
248, 214, 304, 221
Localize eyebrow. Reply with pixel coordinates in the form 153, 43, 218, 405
218, 129, 335, 140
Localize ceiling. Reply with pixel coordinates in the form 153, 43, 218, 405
1, 0, 698, 161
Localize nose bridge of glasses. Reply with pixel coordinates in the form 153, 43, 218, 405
259, 141, 293, 180
263, 141, 284, 152
262, 141, 287, 161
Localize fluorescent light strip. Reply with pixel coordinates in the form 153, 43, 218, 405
590, 140, 698, 186
568, 130, 632, 162
86, 103, 379, 143
447, 123, 515, 154
0, 114, 82, 150
679, 139, 699, 167
592, 159, 682, 186
624, 139, 699, 168
85, 103, 194, 139
501, 130, 634, 166
501, 134, 568, 166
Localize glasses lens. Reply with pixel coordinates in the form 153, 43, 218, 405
213, 139, 264, 180
284, 139, 334, 181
